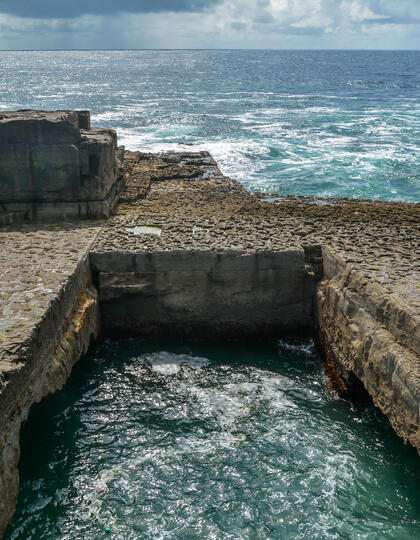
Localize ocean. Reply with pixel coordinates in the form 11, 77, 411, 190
0, 49, 419, 201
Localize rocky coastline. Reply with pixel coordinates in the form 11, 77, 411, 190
0, 111, 419, 537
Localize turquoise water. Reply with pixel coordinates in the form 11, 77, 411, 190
0, 50, 419, 201
6, 339, 420, 539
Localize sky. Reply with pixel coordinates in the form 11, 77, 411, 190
0, 0, 419, 50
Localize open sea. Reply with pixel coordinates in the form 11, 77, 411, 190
2, 50, 420, 538
0, 49, 419, 201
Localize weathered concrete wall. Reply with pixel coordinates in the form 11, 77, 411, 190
317, 246, 420, 453
92, 249, 315, 339
0, 110, 124, 223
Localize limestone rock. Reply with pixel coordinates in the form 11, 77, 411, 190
0, 110, 123, 221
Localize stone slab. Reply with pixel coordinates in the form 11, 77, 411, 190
0, 221, 102, 537
0, 143, 81, 202
98, 248, 313, 338
317, 247, 420, 451
0, 110, 81, 145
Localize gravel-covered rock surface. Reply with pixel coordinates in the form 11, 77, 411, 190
94, 150, 419, 313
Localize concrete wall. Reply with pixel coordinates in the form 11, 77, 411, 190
91, 248, 315, 339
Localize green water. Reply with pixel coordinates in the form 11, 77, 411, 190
5, 339, 420, 539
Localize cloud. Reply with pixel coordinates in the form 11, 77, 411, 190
231, 22, 248, 30
212, 0, 420, 47
0, 0, 221, 19
0, 0, 419, 49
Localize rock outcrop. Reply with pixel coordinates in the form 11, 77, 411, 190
0, 243, 101, 537
0, 146, 418, 538
317, 246, 420, 450
0, 110, 124, 223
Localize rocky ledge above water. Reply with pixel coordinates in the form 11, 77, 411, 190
94, 149, 420, 453
0, 141, 419, 537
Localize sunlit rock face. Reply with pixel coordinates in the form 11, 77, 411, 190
0, 110, 123, 222
317, 246, 420, 453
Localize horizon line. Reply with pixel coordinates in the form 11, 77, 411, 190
0, 47, 419, 52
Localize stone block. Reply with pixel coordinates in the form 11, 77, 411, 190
321, 245, 346, 278
99, 248, 313, 337
136, 250, 218, 272
79, 142, 90, 176
79, 129, 117, 200
77, 110, 91, 130
31, 144, 80, 200
0, 110, 122, 220
0, 143, 31, 201
214, 249, 304, 272
0, 143, 80, 202
0, 110, 81, 145
90, 252, 136, 273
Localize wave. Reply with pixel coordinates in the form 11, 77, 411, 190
278, 338, 315, 356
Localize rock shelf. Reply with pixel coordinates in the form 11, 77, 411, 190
0, 222, 102, 536
0, 147, 419, 537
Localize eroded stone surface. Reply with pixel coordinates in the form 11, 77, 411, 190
0, 222, 102, 537
0, 223, 101, 358
96, 152, 419, 291
94, 151, 419, 314
317, 247, 420, 452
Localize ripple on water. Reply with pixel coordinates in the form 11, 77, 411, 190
5, 339, 420, 540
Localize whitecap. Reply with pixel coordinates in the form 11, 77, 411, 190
259, 377, 298, 410
187, 381, 256, 429
144, 351, 209, 376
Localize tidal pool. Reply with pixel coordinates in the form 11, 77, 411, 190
5, 339, 420, 539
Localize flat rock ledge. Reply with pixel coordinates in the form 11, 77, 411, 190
0, 149, 419, 536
